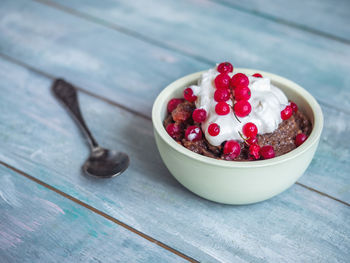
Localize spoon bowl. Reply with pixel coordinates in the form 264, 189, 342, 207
83, 147, 130, 178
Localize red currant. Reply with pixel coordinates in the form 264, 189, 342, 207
249, 144, 260, 159
290, 101, 298, 113
208, 123, 220, 136
243, 122, 258, 138
223, 140, 241, 159
192, 108, 207, 123
185, 126, 202, 141
214, 89, 230, 102
215, 102, 231, 115
252, 73, 262, 78
217, 62, 233, 73
214, 73, 231, 89
166, 123, 181, 139
246, 136, 258, 145
167, 98, 183, 113
183, 87, 197, 102
231, 73, 249, 88
234, 100, 251, 117
281, 105, 293, 120
260, 145, 275, 159
295, 133, 307, 146
234, 86, 251, 101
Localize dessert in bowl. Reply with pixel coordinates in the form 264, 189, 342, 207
152, 63, 323, 204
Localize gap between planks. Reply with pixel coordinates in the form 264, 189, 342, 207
210, 0, 350, 45
295, 182, 349, 207
0, 160, 200, 263
29, 0, 350, 116
34, 0, 350, 54
33, 0, 214, 66
1, 52, 349, 208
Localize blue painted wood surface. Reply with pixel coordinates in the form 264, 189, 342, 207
217, 0, 350, 42
34, 0, 350, 111
0, 0, 349, 262
0, 58, 349, 262
0, 0, 349, 203
0, 0, 207, 116
0, 165, 187, 263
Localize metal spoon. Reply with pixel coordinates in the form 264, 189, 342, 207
52, 79, 129, 178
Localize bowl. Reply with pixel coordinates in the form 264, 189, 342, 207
152, 69, 323, 205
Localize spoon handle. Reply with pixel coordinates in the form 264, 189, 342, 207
52, 79, 99, 150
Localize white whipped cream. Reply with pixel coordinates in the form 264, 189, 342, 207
191, 68, 288, 146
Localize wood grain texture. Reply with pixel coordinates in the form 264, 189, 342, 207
0, 0, 348, 203
0, 166, 187, 263
34, 0, 350, 112
1, 0, 350, 115
0, 58, 349, 262
216, 0, 350, 42
0, 0, 208, 117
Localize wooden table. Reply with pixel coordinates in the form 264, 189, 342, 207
0, 0, 349, 262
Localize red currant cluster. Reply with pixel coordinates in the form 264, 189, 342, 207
281, 102, 297, 120
242, 122, 261, 160
166, 62, 308, 160
185, 62, 258, 141
182, 62, 267, 159
215, 64, 253, 118
215, 62, 263, 160
281, 101, 308, 147
224, 122, 272, 160
166, 96, 205, 142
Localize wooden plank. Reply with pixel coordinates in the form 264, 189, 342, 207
0, 166, 188, 263
301, 105, 350, 202
35, 0, 350, 112
0, 56, 349, 262
216, 0, 350, 42
0, 0, 208, 117
1, 0, 350, 114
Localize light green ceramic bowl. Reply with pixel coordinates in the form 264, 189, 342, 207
152, 69, 323, 204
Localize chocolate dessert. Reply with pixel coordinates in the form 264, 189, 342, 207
164, 62, 312, 161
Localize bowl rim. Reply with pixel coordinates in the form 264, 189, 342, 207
152, 68, 324, 168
